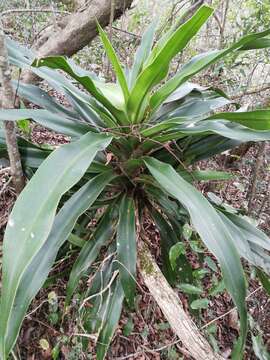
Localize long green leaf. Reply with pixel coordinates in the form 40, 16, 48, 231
3, 171, 114, 355
183, 135, 241, 164
178, 169, 233, 182
151, 86, 231, 123
0, 109, 90, 138
144, 157, 247, 357
150, 29, 270, 110
15, 82, 80, 120
224, 213, 270, 252
155, 120, 270, 142
96, 278, 124, 360
66, 205, 116, 305
207, 110, 270, 130
9, 42, 113, 129
127, 5, 213, 122
0, 132, 112, 359
116, 196, 137, 307
129, 21, 157, 88
32, 56, 128, 124
97, 23, 130, 103
218, 212, 270, 274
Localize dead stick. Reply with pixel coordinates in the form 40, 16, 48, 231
138, 240, 224, 360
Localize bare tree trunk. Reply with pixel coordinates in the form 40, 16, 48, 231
22, 0, 133, 84
138, 241, 224, 360
0, 27, 25, 194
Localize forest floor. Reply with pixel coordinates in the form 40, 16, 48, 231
0, 123, 269, 359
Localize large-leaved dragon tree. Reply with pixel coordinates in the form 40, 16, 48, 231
0, 5, 270, 359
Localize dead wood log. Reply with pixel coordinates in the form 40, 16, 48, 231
138, 241, 225, 360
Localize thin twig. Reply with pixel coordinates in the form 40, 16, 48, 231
0, 176, 12, 195
112, 26, 141, 39
80, 270, 119, 309
0, 167, 10, 175
113, 259, 147, 294
1, 8, 71, 16
201, 286, 263, 330
71, 333, 97, 340
116, 338, 182, 359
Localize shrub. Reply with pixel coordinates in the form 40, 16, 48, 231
0, 5, 270, 359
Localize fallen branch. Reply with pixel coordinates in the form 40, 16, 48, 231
138, 241, 224, 360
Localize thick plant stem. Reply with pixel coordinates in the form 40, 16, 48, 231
138, 241, 225, 360
0, 27, 25, 194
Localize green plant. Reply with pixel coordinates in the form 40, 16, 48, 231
1, 5, 270, 359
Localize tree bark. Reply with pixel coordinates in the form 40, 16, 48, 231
0, 27, 25, 194
138, 241, 225, 360
22, 0, 133, 84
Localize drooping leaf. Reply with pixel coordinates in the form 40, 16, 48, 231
224, 213, 270, 252
145, 157, 247, 357
32, 56, 128, 124
0, 132, 112, 358
178, 169, 233, 182
0, 109, 90, 138
207, 110, 270, 131
15, 82, 80, 120
151, 88, 232, 123
3, 171, 114, 355
156, 120, 270, 142
183, 134, 241, 164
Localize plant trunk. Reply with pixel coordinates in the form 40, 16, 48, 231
21, 0, 133, 84
138, 241, 225, 360
0, 27, 25, 194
